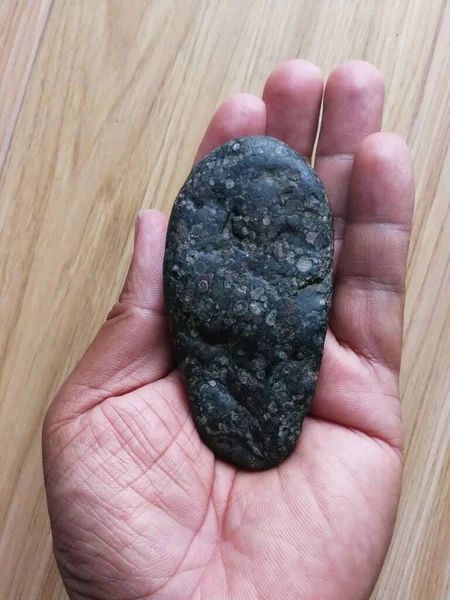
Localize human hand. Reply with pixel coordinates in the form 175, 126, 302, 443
43, 60, 414, 600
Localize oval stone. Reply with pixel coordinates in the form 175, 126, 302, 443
163, 136, 333, 470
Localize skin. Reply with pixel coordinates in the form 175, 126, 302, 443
43, 60, 415, 600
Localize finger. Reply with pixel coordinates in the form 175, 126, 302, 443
50, 210, 173, 420
262, 59, 323, 159
315, 62, 385, 257
330, 132, 414, 371
195, 93, 267, 163
311, 331, 404, 451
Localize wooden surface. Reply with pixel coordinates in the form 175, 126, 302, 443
0, 0, 449, 598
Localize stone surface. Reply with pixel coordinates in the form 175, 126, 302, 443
163, 136, 333, 470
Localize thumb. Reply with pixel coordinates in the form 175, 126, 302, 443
47, 209, 174, 423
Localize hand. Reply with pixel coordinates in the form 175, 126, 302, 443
43, 60, 414, 600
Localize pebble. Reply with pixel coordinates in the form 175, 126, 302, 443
163, 136, 333, 470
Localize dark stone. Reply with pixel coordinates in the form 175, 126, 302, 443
163, 136, 333, 470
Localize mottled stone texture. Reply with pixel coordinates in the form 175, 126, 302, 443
164, 136, 333, 470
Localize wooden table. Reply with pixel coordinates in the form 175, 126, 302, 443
1, 1, 449, 598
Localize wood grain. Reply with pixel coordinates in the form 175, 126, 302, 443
0, 0, 54, 174
0, 0, 449, 598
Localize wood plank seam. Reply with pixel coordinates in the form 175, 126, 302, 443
0, 0, 55, 178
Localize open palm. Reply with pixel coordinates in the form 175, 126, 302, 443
43, 61, 414, 600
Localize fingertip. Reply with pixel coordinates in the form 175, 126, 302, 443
135, 208, 168, 251
225, 91, 266, 112
195, 93, 266, 162
354, 132, 415, 221
326, 61, 385, 101
357, 132, 413, 177
137, 208, 168, 230
135, 207, 168, 252
263, 59, 323, 100
217, 92, 266, 127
